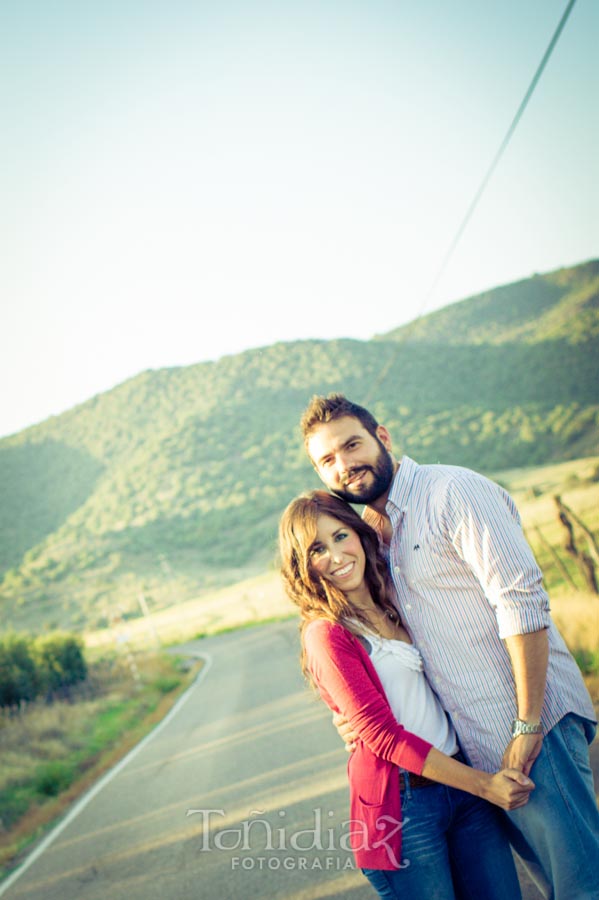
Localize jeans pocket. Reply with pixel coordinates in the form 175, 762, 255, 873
559, 714, 594, 773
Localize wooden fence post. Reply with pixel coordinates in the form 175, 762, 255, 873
554, 495, 598, 595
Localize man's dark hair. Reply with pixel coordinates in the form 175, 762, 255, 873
300, 393, 379, 444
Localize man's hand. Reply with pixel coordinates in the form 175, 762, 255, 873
502, 734, 543, 776
332, 711, 358, 752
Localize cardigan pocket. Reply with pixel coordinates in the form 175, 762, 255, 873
354, 798, 405, 869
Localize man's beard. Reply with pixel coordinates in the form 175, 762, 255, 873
331, 441, 395, 505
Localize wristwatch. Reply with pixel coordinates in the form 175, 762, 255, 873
511, 718, 542, 738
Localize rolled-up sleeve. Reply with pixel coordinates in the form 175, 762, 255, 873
442, 472, 551, 639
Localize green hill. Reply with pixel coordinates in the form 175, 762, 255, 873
380, 259, 599, 345
1, 260, 597, 633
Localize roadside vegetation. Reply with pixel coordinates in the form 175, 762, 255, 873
0, 645, 199, 877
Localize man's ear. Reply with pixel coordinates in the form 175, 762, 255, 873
376, 425, 393, 452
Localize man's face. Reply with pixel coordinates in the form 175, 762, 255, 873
307, 416, 395, 505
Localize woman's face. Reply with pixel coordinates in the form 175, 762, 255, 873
308, 514, 367, 597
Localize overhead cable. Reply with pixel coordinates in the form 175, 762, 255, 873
364, 0, 578, 402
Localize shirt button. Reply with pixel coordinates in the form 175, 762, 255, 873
394, 566, 401, 574
405, 604, 412, 611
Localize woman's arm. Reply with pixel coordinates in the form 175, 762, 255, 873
306, 621, 534, 811
304, 620, 432, 774
422, 748, 534, 810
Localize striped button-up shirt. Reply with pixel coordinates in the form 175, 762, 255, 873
364, 456, 596, 773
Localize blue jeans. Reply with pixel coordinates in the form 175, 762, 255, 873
362, 777, 521, 900
503, 714, 599, 900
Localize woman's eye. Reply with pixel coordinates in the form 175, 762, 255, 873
335, 532, 349, 542
310, 545, 326, 557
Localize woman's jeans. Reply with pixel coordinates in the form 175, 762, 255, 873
362, 777, 520, 900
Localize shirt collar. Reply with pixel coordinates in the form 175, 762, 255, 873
386, 456, 418, 516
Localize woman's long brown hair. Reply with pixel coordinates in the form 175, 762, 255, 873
278, 490, 396, 682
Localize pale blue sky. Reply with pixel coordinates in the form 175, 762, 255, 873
2, 0, 597, 438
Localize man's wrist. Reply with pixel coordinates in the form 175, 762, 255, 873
511, 718, 542, 739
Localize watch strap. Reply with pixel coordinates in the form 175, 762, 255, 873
511, 718, 542, 738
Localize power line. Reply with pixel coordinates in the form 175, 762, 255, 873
364, 0, 578, 403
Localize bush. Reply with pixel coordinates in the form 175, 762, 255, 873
0, 633, 37, 708
32, 633, 88, 699
573, 648, 599, 676
151, 675, 182, 694
0, 631, 87, 708
33, 760, 76, 797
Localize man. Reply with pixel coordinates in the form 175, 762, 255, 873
300, 393, 599, 900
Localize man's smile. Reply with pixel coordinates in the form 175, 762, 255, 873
344, 468, 371, 487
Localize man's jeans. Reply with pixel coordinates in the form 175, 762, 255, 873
362, 779, 521, 900
504, 713, 599, 900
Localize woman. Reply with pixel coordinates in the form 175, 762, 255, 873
279, 490, 533, 900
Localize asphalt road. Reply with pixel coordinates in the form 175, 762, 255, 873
1, 620, 596, 900
1, 622, 364, 900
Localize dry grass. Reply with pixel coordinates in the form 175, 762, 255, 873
84, 569, 294, 653
550, 591, 599, 658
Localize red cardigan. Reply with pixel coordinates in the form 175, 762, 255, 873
303, 619, 433, 870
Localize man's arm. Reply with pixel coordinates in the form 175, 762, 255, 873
443, 472, 552, 771
502, 629, 548, 775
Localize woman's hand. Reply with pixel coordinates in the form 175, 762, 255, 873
481, 769, 535, 810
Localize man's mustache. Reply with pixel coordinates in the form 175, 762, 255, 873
342, 466, 373, 486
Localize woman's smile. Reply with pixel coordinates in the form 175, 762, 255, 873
331, 561, 355, 578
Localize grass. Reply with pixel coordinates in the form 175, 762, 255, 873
0, 650, 201, 878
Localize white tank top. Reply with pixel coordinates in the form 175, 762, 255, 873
361, 632, 459, 757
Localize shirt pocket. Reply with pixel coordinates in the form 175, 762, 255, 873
401, 536, 469, 591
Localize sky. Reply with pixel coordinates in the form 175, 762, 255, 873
2, 0, 598, 439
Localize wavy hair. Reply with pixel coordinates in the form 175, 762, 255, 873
278, 490, 395, 682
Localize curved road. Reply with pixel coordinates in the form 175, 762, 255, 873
1, 620, 596, 899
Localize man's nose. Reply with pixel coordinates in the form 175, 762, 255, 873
336, 453, 352, 478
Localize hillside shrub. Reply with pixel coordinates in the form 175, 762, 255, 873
33, 760, 76, 797
0, 632, 87, 708
32, 633, 88, 699
0, 634, 37, 708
